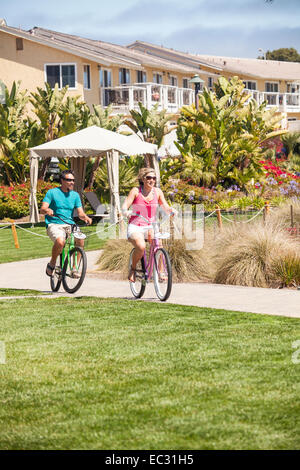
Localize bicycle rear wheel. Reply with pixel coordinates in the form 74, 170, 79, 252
153, 248, 172, 301
50, 254, 62, 292
62, 247, 87, 293
129, 248, 146, 299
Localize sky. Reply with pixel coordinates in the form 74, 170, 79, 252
1, 0, 300, 58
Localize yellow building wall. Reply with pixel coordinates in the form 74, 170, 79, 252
0, 30, 101, 109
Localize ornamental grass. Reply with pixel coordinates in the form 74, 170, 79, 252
211, 220, 300, 288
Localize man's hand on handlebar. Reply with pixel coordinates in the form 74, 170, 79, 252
47, 208, 54, 217
83, 216, 92, 225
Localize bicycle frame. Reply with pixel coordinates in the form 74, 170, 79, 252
53, 214, 84, 271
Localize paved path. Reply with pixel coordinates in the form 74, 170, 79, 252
1, 251, 300, 318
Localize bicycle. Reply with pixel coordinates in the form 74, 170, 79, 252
50, 215, 87, 294
126, 212, 173, 302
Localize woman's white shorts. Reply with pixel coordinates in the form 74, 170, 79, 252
127, 223, 152, 240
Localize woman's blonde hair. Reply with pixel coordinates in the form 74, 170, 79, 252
138, 167, 156, 186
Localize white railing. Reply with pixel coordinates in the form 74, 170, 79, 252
244, 89, 300, 112
100, 82, 194, 113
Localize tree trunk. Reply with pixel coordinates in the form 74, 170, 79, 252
87, 156, 101, 190
144, 153, 154, 168
38, 157, 51, 180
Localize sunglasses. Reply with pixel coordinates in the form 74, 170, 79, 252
63, 178, 75, 182
146, 176, 156, 181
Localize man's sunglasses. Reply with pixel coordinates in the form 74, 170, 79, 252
146, 176, 156, 180
63, 178, 75, 182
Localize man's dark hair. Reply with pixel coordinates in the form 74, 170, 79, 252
60, 170, 75, 182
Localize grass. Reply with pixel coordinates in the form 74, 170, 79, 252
0, 297, 299, 450
0, 222, 113, 263
0, 288, 47, 297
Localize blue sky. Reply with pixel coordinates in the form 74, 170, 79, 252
1, 0, 300, 58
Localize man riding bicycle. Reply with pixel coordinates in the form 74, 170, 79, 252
40, 170, 92, 277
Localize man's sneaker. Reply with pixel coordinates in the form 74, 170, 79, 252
71, 269, 81, 279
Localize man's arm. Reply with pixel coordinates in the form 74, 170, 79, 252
76, 207, 92, 225
40, 201, 54, 217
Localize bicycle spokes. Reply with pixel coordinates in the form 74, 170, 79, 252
62, 247, 87, 293
153, 248, 172, 301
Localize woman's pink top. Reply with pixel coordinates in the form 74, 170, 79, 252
129, 186, 159, 226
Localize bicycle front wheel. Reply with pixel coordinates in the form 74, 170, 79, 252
62, 247, 87, 293
153, 248, 172, 301
129, 248, 146, 299
50, 254, 62, 292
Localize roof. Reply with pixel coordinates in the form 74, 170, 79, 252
0, 24, 200, 73
194, 55, 300, 81
129, 41, 300, 81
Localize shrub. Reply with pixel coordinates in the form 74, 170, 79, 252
212, 221, 300, 288
0, 180, 58, 220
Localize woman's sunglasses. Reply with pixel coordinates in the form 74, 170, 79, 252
146, 176, 156, 181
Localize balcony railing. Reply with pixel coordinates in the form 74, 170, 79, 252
100, 82, 194, 113
245, 89, 300, 112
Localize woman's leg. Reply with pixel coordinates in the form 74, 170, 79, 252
128, 233, 146, 282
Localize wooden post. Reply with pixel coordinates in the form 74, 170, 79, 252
290, 204, 294, 228
216, 205, 222, 231
263, 201, 269, 224
10, 220, 20, 249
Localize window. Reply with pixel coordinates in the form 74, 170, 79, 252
169, 75, 177, 87
16, 38, 23, 51
182, 78, 189, 89
243, 81, 256, 90
119, 68, 130, 85
0, 80, 5, 104
45, 63, 76, 89
208, 77, 214, 89
287, 83, 300, 93
136, 70, 147, 83
100, 69, 112, 87
265, 82, 278, 93
153, 72, 163, 84
84, 65, 91, 89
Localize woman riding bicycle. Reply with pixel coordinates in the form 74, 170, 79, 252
122, 167, 176, 282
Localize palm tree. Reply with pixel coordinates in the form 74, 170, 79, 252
124, 102, 176, 167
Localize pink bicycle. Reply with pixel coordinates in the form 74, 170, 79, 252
127, 212, 172, 302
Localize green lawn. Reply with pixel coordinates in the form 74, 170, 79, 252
0, 222, 114, 263
0, 288, 47, 297
0, 297, 299, 450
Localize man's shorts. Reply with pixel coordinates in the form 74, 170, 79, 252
46, 224, 70, 243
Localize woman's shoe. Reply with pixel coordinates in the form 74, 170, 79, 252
128, 266, 136, 283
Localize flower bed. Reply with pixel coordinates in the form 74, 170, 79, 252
0, 181, 58, 220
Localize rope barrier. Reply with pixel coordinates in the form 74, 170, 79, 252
15, 225, 49, 238
220, 207, 264, 224
204, 210, 216, 219
0, 225, 10, 231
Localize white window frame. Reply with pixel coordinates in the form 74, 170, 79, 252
169, 75, 178, 87
265, 81, 279, 93
182, 77, 190, 89
242, 80, 257, 91
119, 68, 130, 85
44, 63, 77, 90
83, 64, 91, 90
100, 68, 113, 88
287, 82, 300, 94
153, 71, 163, 84
136, 70, 147, 83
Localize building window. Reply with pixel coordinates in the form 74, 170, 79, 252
16, 38, 23, 51
45, 64, 76, 89
100, 69, 112, 87
287, 83, 300, 93
0, 80, 5, 104
265, 82, 279, 93
84, 65, 91, 89
153, 72, 163, 84
169, 75, 177, 87
119, 68, 130, 85
136, 70, 147, 83
183, 78, 189, 88
208, 77, 214, 89
243, 81, 256, 90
